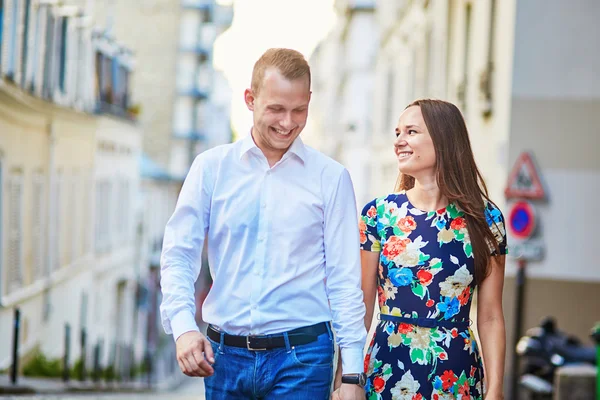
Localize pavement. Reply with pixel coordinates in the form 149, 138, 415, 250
0, 376, 205, 399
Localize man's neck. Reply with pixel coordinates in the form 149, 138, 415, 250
251, 130, 286, 168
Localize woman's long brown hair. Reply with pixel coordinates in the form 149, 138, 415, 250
394, 99, 500, 285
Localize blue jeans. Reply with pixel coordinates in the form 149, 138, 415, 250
204, 324, 334, 399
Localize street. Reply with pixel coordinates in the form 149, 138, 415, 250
0, 376, 206, 400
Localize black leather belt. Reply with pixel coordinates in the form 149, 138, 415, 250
207, 322, 329, 351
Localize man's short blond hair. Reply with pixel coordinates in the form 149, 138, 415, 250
251, 48, 311, 95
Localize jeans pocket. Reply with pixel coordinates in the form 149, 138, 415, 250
290, 334, 334, 368
206, 334, 223, 359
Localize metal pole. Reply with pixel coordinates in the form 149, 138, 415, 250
80, 327, 87, 381
10, 308, 21, 385
63, 323, 71, 382
591, 322, 600, 400
510, 258, 527, 400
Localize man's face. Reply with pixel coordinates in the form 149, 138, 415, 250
245, 68, 311, 157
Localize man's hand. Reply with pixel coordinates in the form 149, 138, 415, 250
331, 383, 364, 400
175, 331, 215, 377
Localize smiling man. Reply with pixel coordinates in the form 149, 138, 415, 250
159, 48, 367, 400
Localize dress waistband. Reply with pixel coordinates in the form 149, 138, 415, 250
379, 313, 471, 330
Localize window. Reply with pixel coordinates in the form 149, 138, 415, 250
43, 12, 55, 98
58, 17, 67, 92
31, 172, 45, 282
7, 171, 24, 294
384, 65, 395, 132
457, 3, 472, 112
96, 52, 113, 104
0, 0, 4, 68
6, 0, 19, 79
20, 0, 30, 87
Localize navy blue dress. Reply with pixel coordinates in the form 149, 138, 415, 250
359, 192, 507, 400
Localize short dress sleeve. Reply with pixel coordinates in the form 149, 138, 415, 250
484, 200, 508, 256
359, 198, 381, 252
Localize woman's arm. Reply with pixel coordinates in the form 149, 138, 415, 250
476, 255, 506, 399
333, 250, 380, 390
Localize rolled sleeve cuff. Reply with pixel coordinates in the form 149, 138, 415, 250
341, 346, 365, 374
171, 310, 199, 342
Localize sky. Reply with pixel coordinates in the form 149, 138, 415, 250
213, 0, 338, 138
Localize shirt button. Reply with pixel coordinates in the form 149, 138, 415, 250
261, 203, 266, 208
266, 170, 271, 175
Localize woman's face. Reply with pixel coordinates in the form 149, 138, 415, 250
394, 106, 437, 179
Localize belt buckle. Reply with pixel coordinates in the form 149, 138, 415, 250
246, 336, 267, 351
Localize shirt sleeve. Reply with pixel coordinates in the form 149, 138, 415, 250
323, 168, 367, 374
359, 198, 381, 252
484, 200, 508, 256
159, 154, 213, 342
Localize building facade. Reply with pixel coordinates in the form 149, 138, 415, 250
0, 0, 142, 378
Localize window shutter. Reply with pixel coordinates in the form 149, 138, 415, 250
1, 0, 13, 76
51, 171, 61, 271
31, 172, 45, 282
7, 172, 24, 294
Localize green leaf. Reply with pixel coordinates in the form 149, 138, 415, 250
465, 243, 473, 257
419, 253, 431, 262
427, 211, 435, 219
431, 345, 445, 355
448, 203, 461, 218
389, 216, 397, 226
411, 284, 425, 299
368, 392, 379, 400
377, 203, 385, 215
455, 231, 465, 240
457, 371, 468, 385
410, 348, 426, 364
430, 261, 443, 269
383, 365, 392, 375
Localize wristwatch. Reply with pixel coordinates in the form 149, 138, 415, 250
341, 372, 367, 387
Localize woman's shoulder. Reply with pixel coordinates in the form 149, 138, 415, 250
361, 191, 408, 215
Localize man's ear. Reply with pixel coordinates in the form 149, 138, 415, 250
244, 89, 255, 111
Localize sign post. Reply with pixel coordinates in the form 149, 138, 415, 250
506, 151, 547, 400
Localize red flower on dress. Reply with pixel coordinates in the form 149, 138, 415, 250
378, 287, 386, 308
451, 328, 458, 338
397, 216, 417, 232
458, 287, 471, 306
382, 236, 410, 259
417, 270, 433, 286
470, 366, 477, 377
441, 370, 458, 390
373, 376, 385, 393
426, 299, 435, 307
367, 206, 377, 218
398, 323, 413, 334
450, 217, 467, 230
412, 394, 423, 400
363, 353, 370, 373
358, 219, 367, 244
458, 381, 470, 396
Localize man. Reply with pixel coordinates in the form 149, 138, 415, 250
160, 48, 366, 400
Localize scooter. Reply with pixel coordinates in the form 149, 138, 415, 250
515, 317, 596, 399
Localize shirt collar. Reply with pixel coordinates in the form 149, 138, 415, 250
239, 128, 307, 164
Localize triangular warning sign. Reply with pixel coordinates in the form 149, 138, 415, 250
505, 152, 546, 200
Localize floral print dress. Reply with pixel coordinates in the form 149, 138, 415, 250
359, 191, 507, 400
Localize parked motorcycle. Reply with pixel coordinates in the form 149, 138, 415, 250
515, 317, 596, 399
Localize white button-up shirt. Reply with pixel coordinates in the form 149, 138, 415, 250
160, 132, 366, 373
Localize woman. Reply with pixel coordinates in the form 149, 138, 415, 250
359, 99, 506, 399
